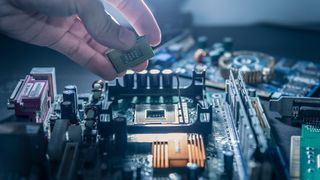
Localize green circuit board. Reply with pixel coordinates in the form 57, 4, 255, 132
300, 125, 320, 180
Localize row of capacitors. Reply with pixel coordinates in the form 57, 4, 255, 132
123, 69, 174, 89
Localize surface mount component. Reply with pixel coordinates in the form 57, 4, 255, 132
106, 36, 154, 73
219, 51, 275, 84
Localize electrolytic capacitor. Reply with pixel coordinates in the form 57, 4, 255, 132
149, 69, 160, 88
136, 70, 148, 88
162, 69, 173, 88
64, 85, 78, 113
64, 85, 77, 95
62, 90, 76, 115
193, 48, 207, 63
213, 42, 223, 49
197, 36, 208, 49
63, 90, 75, 103
61, 101, 76, 121
122, 166, 135, 180
114, 117, 127, 156
248, 88, 257, 97
92, 80, 104, 91
85, 107, 97, 120
209, 50, 220, 64
91, 81, 104, 100
223, 151, 234, 177
223, 37, 233, 51
123, 70, 135, 88
168, 173, 181, 180
187, 163, 199, 180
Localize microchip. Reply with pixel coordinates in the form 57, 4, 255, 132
146, 110, 165, 119
106, 36, 154, 73
134, 103, 189, 125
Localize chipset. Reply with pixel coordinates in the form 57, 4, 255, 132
106, 36, 154, 73
134, 103, 188, 125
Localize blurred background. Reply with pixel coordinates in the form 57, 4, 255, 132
105, 0, 320, 34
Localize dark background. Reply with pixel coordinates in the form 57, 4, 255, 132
1, 24, 319, 166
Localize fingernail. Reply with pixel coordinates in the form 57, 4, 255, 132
119, 28, 136, 50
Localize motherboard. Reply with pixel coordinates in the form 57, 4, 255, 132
0, 67, 289, 180
149, 31, 320, 99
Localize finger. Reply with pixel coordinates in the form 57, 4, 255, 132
15, 14, 120, 80
68, 17, 108, 53
76, 0, 137, 50
48, 30, 118, 80
71, 18, 149, 74
131, 61, 148, 72
10, 0, 137, 50
117, 71, 126, 77
9, 0, 78, 16
107, 0, 161, 46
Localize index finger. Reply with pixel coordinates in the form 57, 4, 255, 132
107, 0, 161, 46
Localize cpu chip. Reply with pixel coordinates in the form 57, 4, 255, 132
134, 104, 188, 125
105, 36, 154, 73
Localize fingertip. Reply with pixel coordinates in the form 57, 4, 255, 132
132, 61, 149, 72
149, 27, 161, 47
117, 71, 126, 77
84, 53, 118, 81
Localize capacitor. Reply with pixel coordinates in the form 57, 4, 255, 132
223, 37, 233, 51
136, 166, 142, 180
169, 173, 182, 180
122, 166, 135, 180
248, 88, 257, 97
92, 89, 102, 100
92, 80, 104, 90
223, 151, 234, 176
62, 90, 77, 117
149, 69, 160, 88
85, 107, 97, 120
49, 113, 59, 131
63, 90, 75, 103
136, 70, 148, 88
195, 64, 206, 74
209, 50, 220, 64
84, 119, 95, 129
187, 163, 199, 180
91, 80, 104, 100
193, 48, 207, 63
114, 117, 127, 156
197, 36, 208, 49
123, 70, 135, 88
162, 69, 173, 88
212, 42, 223, 50
64, 85, 78, 113
60, 101, 76, 121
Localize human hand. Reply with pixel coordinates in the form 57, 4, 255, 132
0, 0, 161, 80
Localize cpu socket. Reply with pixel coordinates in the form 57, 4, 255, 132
134, 103, 188, 125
